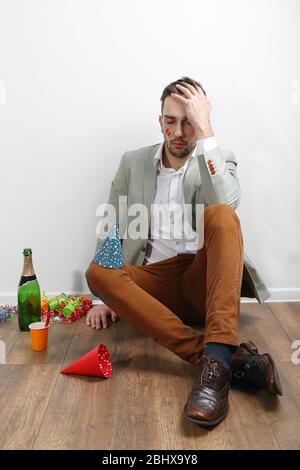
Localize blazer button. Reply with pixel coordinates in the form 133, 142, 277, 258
142, 246, 146, 252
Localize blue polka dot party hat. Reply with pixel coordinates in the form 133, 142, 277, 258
93, 223, 124, 268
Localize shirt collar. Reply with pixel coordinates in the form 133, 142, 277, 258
153, 142, 197, 170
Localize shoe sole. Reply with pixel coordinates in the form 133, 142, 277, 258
241, 345, 283, 396
182, 406, 229, 427
265, 352, 283, 396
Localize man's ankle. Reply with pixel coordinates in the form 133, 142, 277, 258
203, 342, 237, 369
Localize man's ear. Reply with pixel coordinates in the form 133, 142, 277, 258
159, 115, 163, 133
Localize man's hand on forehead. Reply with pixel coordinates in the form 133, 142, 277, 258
170, 81, 213, 139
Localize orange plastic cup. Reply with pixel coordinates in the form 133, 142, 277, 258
29, 321, 49, 352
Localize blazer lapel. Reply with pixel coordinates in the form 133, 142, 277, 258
183, 157, 201, 203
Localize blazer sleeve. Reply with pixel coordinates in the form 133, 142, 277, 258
196, 146, 241, 209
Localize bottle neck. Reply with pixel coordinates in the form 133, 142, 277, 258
22, 255, 35, 277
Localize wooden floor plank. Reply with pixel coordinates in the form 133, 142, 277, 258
7, 321, 76, 365
33, 318, 125, 449
238, 302, 300, 449
267, 302, 300, 341
270, 416, 300, 450
0, 364, 60, 450
1, 303, 300, 450
0, 318, 20, 357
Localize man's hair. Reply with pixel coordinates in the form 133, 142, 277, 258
160, 76, 206, 114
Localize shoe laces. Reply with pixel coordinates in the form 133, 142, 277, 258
198, 358, 222, 387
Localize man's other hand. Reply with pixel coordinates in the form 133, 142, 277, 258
85, 304, 118, 329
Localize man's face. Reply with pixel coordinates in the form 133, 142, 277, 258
159, 95, 197, 159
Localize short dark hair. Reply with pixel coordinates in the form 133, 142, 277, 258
160, 76, 206, 113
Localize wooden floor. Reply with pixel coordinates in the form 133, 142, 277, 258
0, 301, 300, 450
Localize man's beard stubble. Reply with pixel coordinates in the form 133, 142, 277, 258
165, 140, 196, 159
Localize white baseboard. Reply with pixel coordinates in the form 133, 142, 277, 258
1, 288, 300, 306
266, 288, 300, 302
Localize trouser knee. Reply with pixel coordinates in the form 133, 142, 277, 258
85, 261, 108, 298
203, 204, 240, 232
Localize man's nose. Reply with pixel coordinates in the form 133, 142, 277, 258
174, 124, 183, 137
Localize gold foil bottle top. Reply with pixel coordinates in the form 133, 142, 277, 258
21, 248, 35, 276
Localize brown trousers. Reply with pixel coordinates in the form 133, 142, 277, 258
86, 204, 244, 367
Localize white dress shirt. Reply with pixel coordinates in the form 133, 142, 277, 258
144, 136, 218, 265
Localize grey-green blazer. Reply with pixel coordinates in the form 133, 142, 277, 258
95, 143, 270, 303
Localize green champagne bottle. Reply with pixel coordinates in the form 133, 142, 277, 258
18, 248, 41, 331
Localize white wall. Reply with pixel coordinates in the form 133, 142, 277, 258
0, 0, 299, 303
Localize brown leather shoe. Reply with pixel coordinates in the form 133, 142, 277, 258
231, 341, 283, 396
183, 356, 231, 427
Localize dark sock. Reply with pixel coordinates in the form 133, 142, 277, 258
203, 342, 237, 369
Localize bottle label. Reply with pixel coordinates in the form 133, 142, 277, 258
19, 274, 37, 287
